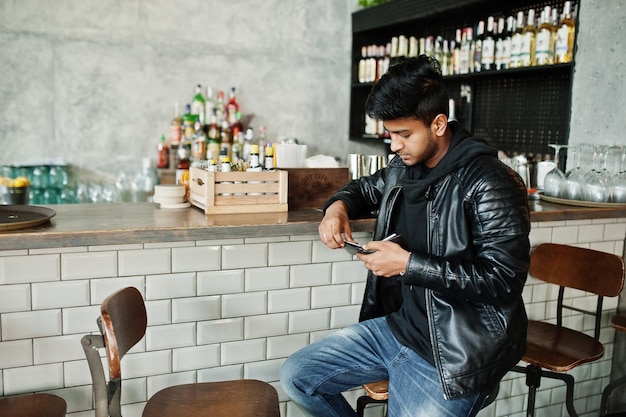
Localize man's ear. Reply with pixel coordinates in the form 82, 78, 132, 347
431, 113, 448, 136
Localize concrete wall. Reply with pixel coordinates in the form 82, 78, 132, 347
569, 0, 626, 148
0, 0, 363, 180
1, 1, 624, 179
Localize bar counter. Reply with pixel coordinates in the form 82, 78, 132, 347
0, 200, 625, 417
2, 199, 626, 251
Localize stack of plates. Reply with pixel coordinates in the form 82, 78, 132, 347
153, 185, 190, 209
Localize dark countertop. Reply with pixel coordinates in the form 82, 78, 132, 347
1, 200, 625, 250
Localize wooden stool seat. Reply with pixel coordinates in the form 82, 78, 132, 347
0, 393, 67, 417
362, 380, 389, 401
523, 320, 604, 372
143, 380, 280, 417
611, 313, 626, 332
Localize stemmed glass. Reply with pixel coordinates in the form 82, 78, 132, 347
582, 144, 611, 202
543, 144, 566, 198
609, 146, 626, 203
564, 146, 585, 200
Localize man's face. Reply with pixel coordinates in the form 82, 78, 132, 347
385, 117, 445, 168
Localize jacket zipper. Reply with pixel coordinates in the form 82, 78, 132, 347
423, 185, 448, 397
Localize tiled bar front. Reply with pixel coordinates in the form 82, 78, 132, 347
0, 212, 625, 417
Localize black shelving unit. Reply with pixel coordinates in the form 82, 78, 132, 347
350, 0, 577, 157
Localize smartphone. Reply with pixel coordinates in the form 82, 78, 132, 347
343, 240, 376, 255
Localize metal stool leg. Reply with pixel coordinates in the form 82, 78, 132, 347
513, 365, 579, 417
600, 376, 626, 416
356, 396, 387, 417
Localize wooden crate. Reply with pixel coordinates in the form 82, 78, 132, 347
189, 167, 288, 214
286, 168, 350, 210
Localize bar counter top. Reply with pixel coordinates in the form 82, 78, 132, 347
1, 199, 626, 251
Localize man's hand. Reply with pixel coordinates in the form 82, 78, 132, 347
356, 241, 410, 278
318, 200, 352, 248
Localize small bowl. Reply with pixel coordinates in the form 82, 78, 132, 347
154, 184, 186, 198
154, 196, 185, 205
0, 186, 30, 205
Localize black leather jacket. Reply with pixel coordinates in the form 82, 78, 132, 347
327, 132, 530, 399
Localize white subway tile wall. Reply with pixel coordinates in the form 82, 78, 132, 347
0, 221, 623, 417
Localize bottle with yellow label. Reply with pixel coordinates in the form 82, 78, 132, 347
555, 1, 576, 63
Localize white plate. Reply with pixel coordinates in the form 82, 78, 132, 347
159, 202, 191, 209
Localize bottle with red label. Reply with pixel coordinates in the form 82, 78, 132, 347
157, 135, 170, 169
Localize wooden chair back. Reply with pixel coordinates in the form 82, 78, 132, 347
81, 286, 147, 417
530, 243, 624, 296
530, 243, 625, 339
99, 286, 147, 380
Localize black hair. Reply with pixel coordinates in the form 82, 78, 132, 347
365, 55, 449, 126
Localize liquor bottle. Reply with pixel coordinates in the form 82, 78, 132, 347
481, 16, 496, 71
157, 135, 170, 169
206, 110, 221, 162
424, 36, 434, 58
519, 9, 536, 67
442, 39, 451, 76
434, 36, 443, 66
555, 1, 576, 63
358, 45, 367, 83
191, 120, 207, 162
459, 28, 470, 75
215, 91, 226, 125
452, 29, 462, 74
242, 127, 256, 163
227, 87, 239, 113
510, 11, 524, 68
408, 37, 418, 59
418, 37, 425, 56
191, 84, 206, 125
175, 140, 190, 185
535, 6, 553, 66
378, 43, 390, 80
550, 7, 560, 64
501, 16, 514, 70
182, 103, 197, 133
169, 103, 182, 147
231, 126, 243, 164
220, 120, 232, 160
473, 20, 484, 73
204, 85, 216, 128
466, 28, 474, 73
257, 125, 267, 167
494, 17, 505, 70
389, 36, 398, 65
397, 35, 408, 59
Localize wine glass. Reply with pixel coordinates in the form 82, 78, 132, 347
582, 144, 611, 202
543, 144, 566, 198
609, 146, 626, 203
564, 146, 585, 200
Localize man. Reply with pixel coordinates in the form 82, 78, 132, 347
280, 55, 530, 417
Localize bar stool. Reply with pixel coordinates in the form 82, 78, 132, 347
0, 392, 67, 417
600, 313, 626, 416
356, 372, 500, 415
511, 243, 625, 417
81, 286, 280, 417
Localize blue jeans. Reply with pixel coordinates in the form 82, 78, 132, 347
280, 317, 486, 417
